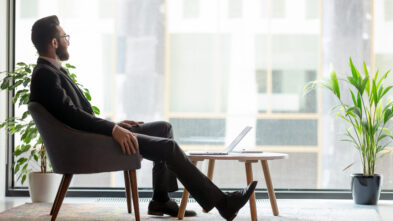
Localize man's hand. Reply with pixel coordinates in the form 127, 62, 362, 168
117, 120, 144, 129
112, 125, 139, 155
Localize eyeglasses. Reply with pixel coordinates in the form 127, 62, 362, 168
61, 34, 70, 42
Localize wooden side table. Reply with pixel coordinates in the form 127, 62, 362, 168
177, 152, 288, 221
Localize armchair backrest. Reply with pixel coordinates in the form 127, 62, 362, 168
28, 102, 140, 174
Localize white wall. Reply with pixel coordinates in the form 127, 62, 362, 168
0, 0, 8, 199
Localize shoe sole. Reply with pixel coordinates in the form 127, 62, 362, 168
148, 211, 197, 217
148, 211, 164, 216
227, 212, 238, 221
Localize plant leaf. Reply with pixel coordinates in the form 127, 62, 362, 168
360, 75, 369, 95
377, 70, 391, 88
330, 70, 340, 99
384, 109, 393, 124
17, 157, 27, 164
21, 175, 26, 185
378, 134, 390, 142
65, 63, 76, 69
372, 79, 378, 106
84, 92, 91, 101
346, 106, 362, 118
14, 164, 20, 174
92, 106, 100, 115
349, 57, 359, 80
343, 162, 355, 171
381, 86, 393, 99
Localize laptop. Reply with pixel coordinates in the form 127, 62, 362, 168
188, 126, 252, 155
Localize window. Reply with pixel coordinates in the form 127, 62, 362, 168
306, 0, 319, 20
228, 0, 243, 18
272, 0, 285, 18
183, 0, 199, 19
384, 0, 393, 21
11, 0, 393, 192
20, 0, 38, 18
168, 0, 322, 189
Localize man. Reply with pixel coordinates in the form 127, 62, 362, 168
29, 15, 257, 220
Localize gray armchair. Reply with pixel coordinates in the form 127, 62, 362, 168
28, 102, 141, 221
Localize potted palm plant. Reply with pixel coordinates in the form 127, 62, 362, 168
305, 57, 393, 205
0, 61, 100, 202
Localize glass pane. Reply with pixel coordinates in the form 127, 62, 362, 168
305, 0, 319, 19
385, 0, 393, 21
168, 0, 322, 190
375, 0, 393, 190
183, 0, 199, 19
13, 0, 393, 192
272, 70, 317, 113
255, 34, 268, 113
99, 0, 115, 18
169, 34, 229, 113
272, 0, 285, 18
228, 0, 243, 18
271, 35, 318, 113
260, 0, 268, 18
170, 118, 226, 144
256, 119, 318, 146
20, 0, 38, 18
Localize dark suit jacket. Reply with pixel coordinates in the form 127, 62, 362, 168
30, 58, 115, 136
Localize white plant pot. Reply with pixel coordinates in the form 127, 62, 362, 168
28, 172, 62, 203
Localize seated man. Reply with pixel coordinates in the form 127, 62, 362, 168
29, 15, 257, 221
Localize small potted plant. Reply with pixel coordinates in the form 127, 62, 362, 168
0, 62, 99, 202
305, 57, 393, 205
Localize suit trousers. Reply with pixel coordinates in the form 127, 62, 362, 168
129, 121, 224, 211
129, 121, 178, 195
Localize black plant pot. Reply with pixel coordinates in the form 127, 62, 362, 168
351, 173, 382, 205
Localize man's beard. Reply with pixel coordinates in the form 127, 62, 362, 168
56, 41, 69, 61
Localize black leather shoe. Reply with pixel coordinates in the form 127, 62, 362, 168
217, 181, 258, 221
148, 199, 197, 217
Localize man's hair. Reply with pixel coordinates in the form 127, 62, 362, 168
31, 15, 60, 54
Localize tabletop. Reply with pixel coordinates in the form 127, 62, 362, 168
186, 152, 289, 161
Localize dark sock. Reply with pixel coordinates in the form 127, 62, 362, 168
152, 191, 170, 202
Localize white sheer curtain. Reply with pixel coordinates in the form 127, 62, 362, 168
321, 0, 372, 188
116, 0, 165, 122
114, 0, 166, 188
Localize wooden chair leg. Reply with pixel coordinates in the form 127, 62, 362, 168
177, 188, 190, 220
245, 162, 257, 221
50, 174, 65, 215
129, 170, 140, 221
124, 171, 132, 214
177, 160, 198, 219
51, 174, 73, 221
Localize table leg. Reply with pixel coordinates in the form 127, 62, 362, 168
177, 160, 198, 219
207, 159, 215, 180
261, 160, 279, 216
245, 162, 257, 221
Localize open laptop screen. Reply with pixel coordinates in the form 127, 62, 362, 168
224, 126, 252, 153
